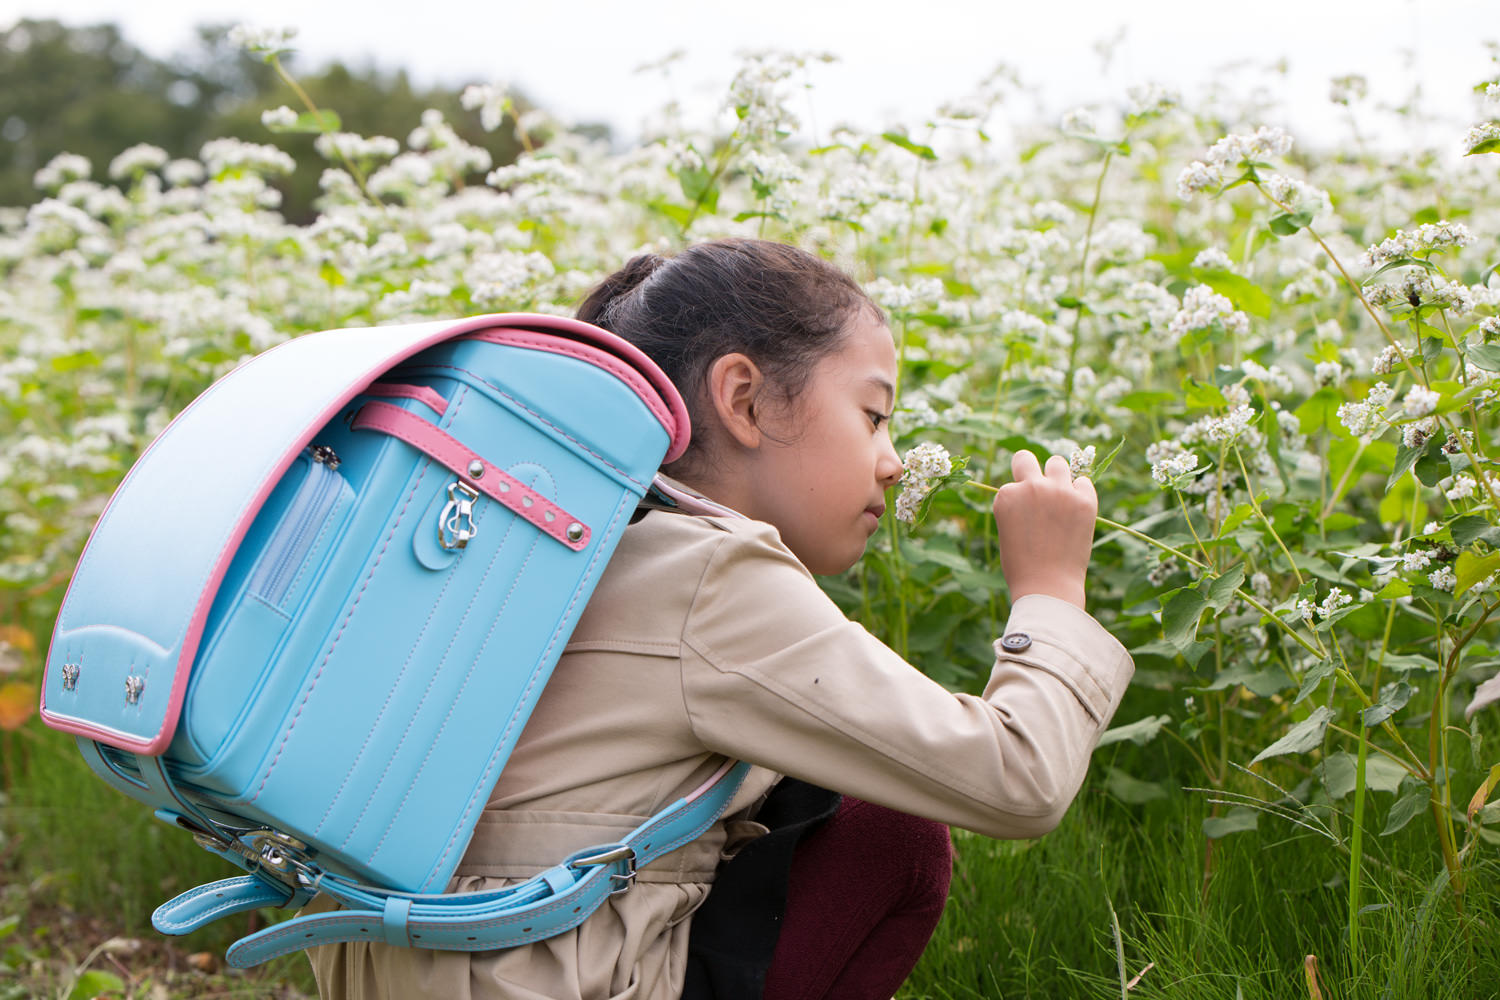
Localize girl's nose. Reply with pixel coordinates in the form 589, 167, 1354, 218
877, 434, 903, 488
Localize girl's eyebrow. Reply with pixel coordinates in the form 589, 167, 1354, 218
864, 376, 895, 409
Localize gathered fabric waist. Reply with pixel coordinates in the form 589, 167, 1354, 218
450, 808, 766, 885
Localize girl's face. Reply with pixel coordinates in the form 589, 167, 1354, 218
742, 311, 904, 575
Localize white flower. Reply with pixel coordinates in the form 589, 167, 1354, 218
1422, 521, 1441, 536
1402, 550, 1431, 572
1372, 343, 1412, 375
1125, 83, 1178, 119
1250, 572, 1272, 598
1069, 445, 1096, 477
108, 143, 167, 180
1168, 285, 1249, 342
1362, 222, 1475, 268
1192, 247, 1234, 271
1296, 598, 1316, 622
1403, 386, 1440, 418
1428, 566, 1457, 591
894, 443, 954, 524
1446, 474, 1477, 500
1060, 107, 1096, 135
1463, 122, 1500, 154
260, 105, 298, 129
227, 24, 297, 54
33, 152, 91, 192
1330, 74, 1368, 105
1147, 441, 1200, 487
1314, 361, 1343, 387
461, 83, 512, 132
1317, 588, 1352, 618
1402, 417, 1436, 448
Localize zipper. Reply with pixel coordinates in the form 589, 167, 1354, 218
248, 449, 343, 608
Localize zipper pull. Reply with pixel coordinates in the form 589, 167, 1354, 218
309, 444, 341, 470
438, 481, 479, 550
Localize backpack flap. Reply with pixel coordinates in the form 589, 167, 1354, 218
41, 314, 686, 757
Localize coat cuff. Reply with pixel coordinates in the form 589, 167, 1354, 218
994, 594, 1133, 724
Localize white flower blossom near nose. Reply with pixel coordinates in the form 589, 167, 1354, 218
1068, 445, 1096, 477
895, 443, 953, 524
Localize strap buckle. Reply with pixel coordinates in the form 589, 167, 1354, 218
567, 844, 637, 896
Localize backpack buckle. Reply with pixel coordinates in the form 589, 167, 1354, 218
438, 481, 479, 550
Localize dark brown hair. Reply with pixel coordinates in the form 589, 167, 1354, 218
577, 238, 883, 472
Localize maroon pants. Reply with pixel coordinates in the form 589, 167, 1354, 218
761, 798, 954, 1000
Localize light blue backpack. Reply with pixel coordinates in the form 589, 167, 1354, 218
39, 314, 749, 967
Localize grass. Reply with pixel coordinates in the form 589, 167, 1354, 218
3, 689, 1498, 999
902, 695, 1500, 1000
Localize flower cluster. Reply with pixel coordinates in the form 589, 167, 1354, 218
1177, 126, 1293, 198
895, 443, 954, 524
1361, 221, 1476, 268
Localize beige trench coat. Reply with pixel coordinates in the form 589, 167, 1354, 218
305, 508, 1134, 999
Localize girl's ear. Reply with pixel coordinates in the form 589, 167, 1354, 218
706, 352, 765, 450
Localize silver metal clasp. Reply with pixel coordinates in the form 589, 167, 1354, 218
568, 844, 637, 896
438, 481, 479, 550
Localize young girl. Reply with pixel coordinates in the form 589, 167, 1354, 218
305, 238, 1134, 1000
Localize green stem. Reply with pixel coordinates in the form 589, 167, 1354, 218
1062, 146, 1116, 432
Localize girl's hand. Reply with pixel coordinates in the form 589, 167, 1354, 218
991, 450, 1097, 609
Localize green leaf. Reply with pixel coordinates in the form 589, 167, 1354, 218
1381, 652, 1438, 673
69, 970, 125, 1000
1098, 714, 1172, 748
1117, 390, 1177, 412
1463, 340, 1500, 372
1414, 445, 1448, 486
264, 109, 342, 134
676, 166, 718, 212
1295, 387, 1343, 433
1364, 255, 1439, 283
1202, 806, 1259, 839
1451, 515, 1500, 547
1090, 437, 1125, 478
1388, 439, 1431, 490
1197, 271, 1272, 317
1104, 767, 1170, 805
1204, 564, 1246, 614
1320, 752, 1409, 799
1268, 210, 1313, 237
881, 131, 938, 160
1294, 660, 1336, 704
1162, 588, 1207, 652
1466, 137, 1500, 155
1182, 375, 1228, 410
0, 915, 16, 941
1251, 706, 1335, 764
1202, 662, 1294, 698
1362, 679, 1414, 726
1382, 785, 1430, 835
1455, 550, 1500, 599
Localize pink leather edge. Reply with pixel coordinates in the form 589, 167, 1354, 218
42, 313, 664, 754
351, 401, 590, 551
365, 382, 448, 416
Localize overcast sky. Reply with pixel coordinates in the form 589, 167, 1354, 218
3, 0, 1496, 150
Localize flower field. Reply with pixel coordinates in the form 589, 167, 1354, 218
4, 35, 1500, 998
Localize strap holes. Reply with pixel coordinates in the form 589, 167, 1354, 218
544, 510, 556, 522
572, 906, 581, 914
305, 933, 314, 938
522, 495, 534, 508
498, 482, 511, 493
523, 927, 533, 933
467, 936, 477, 941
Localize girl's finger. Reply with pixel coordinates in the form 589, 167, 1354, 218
1043, 454, 1071, 480
1011, 448, 1042, 481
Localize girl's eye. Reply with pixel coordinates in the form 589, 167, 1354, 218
868, 411, 890, 430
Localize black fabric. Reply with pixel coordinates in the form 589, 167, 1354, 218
680, 778, 843, 1000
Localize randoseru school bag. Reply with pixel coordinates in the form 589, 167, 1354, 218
38, 313, 750, 968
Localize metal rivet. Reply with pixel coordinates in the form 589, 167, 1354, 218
544, 510, 556, 522
566, 523, 584, 542
999, 632, 1032, 653
522, 496, 534, 508
124, 675, 145, 704
467, 459, 485, 479
62, 663, 80, 690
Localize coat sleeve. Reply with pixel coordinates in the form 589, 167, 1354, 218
677, 525, 1134, 839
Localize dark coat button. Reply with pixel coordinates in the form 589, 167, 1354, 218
1000, 632, 1032, 653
